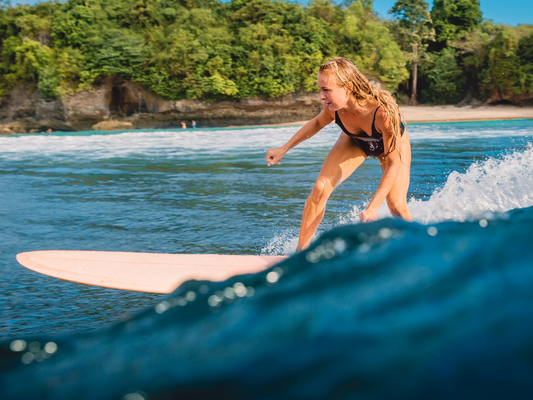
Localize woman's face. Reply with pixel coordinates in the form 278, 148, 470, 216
318, 72, 349, 112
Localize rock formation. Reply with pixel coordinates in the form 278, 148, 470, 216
0, 77, 323, 133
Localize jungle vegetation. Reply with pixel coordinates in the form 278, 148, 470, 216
0, 0, 532, 105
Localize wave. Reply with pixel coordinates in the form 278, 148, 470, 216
2, 206, 533, 399
0, 119, 531, 160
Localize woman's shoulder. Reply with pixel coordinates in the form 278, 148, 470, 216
374, 105, 393, 134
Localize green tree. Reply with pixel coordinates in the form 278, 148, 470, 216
431, 0, 482, 48
419, 47, 465, 103
389, 0, 435, 104
335, 0, 408, 91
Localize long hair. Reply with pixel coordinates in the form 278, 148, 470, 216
319, 57, 404, 156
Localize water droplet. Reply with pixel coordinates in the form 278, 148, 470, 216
199, 285, 209, 294
305, 251, 319, 263
185, 291, 196, 302
10, 340, 27, 352
479, 219, 488, 227
208, 295, 221, 307
427, 226, 438, 236
358, 243, 371, 254
266, 271, 279, 283
21, 352, 34, 364
44, 342, 57, 354
155, 301, 170, 314
333, 238, 347, 254
234, 282, 247, 297
123, 392, 146, 400
379, 228, 392, 239
224, 287, 236, 300
28, 341, 40, 353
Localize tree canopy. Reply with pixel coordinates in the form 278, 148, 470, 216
0, 0, 532, 105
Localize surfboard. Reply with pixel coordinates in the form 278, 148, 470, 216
16, 250, 288, 294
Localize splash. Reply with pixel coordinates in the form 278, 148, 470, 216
260, 230, 299, 256
410, 145, 533, 224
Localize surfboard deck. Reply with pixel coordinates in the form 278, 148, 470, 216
16, 250, 288, 294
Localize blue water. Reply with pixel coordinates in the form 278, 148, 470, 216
1, 119, 533, 398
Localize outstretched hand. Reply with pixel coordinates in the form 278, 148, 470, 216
266, 147, 286, 166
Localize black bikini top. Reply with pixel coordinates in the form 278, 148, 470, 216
335, 106, 405, 141
335, 106, 382, 141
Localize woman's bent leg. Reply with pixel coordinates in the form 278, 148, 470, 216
297, 134, 367, 251
380, 133, 412, 221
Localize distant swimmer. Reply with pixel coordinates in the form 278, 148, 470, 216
266, 57, 412, 252
191, 120, 197, 128
181, 121, 187, 129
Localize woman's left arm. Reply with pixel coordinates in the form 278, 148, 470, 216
359, 110, 403, 222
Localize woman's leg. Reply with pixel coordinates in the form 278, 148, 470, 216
297, 134, 367, 251
379, 133, 412, 221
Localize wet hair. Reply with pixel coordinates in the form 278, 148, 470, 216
319, 57, 404, 156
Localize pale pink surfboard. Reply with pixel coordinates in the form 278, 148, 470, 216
16, 250, 288, 294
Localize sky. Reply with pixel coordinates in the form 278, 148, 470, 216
7, 0, 533, 26
372, 0, 533, 26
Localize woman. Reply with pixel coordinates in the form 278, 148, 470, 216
266, 57, 412, 252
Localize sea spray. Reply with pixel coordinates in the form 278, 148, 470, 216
409, 145, 533, 223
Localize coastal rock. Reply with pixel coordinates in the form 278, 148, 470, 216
1, 78, 323, 131
92, 120, 134, 131
0, 126, 15, 135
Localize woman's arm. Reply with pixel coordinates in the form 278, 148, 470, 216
359, 110, 403, 222
266, 107, 333, 166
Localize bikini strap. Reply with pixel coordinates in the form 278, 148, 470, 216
372, 106, 380, 124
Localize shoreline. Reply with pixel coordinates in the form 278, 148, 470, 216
227, 104, 533, 129
1, 104, 532, 134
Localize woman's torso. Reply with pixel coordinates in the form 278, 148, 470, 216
334, 106, 405, 157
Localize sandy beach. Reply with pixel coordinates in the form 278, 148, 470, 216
400, 104, 533, 123
238, 104, 533, 129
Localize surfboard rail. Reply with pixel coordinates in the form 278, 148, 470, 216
16, 250, 288, 294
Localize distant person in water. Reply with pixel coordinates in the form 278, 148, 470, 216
191, 120, 197, 128
266, 57, 412, 252
181, 121, 187, 129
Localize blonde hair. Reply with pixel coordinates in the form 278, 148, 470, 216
319, 57, 404, 156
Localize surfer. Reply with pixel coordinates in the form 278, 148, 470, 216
266, 57, 412, 251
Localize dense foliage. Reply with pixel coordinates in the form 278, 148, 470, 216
0, 0, 531, 104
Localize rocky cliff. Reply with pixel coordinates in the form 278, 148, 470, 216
0, 77, 323, 133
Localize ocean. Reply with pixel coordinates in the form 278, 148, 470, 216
1, 119, 533, 398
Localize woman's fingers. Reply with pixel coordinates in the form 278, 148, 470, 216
359, 209, 377, 223
266, 148, 282, 166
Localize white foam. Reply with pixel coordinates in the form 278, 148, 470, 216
0, 125, 340, 160
260, 231, 300, 256
1, 120, 531, 160
409, 145, 533, 224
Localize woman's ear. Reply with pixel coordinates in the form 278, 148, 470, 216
344, 83, 353, 95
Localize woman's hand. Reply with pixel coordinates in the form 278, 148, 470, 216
266, 147, 286, 166
359, 207, 377, 223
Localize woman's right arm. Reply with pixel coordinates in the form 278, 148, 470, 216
266, 108, 333, 166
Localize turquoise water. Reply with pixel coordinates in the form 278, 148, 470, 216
1, 119, 533, 398
0, 120, 532, 339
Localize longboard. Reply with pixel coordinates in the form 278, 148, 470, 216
16, 250, 288, 294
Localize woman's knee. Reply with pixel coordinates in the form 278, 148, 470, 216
309, 177, 334, 205
387, 198, 408, 218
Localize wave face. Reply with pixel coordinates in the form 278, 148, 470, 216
2, 206, 533, 399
